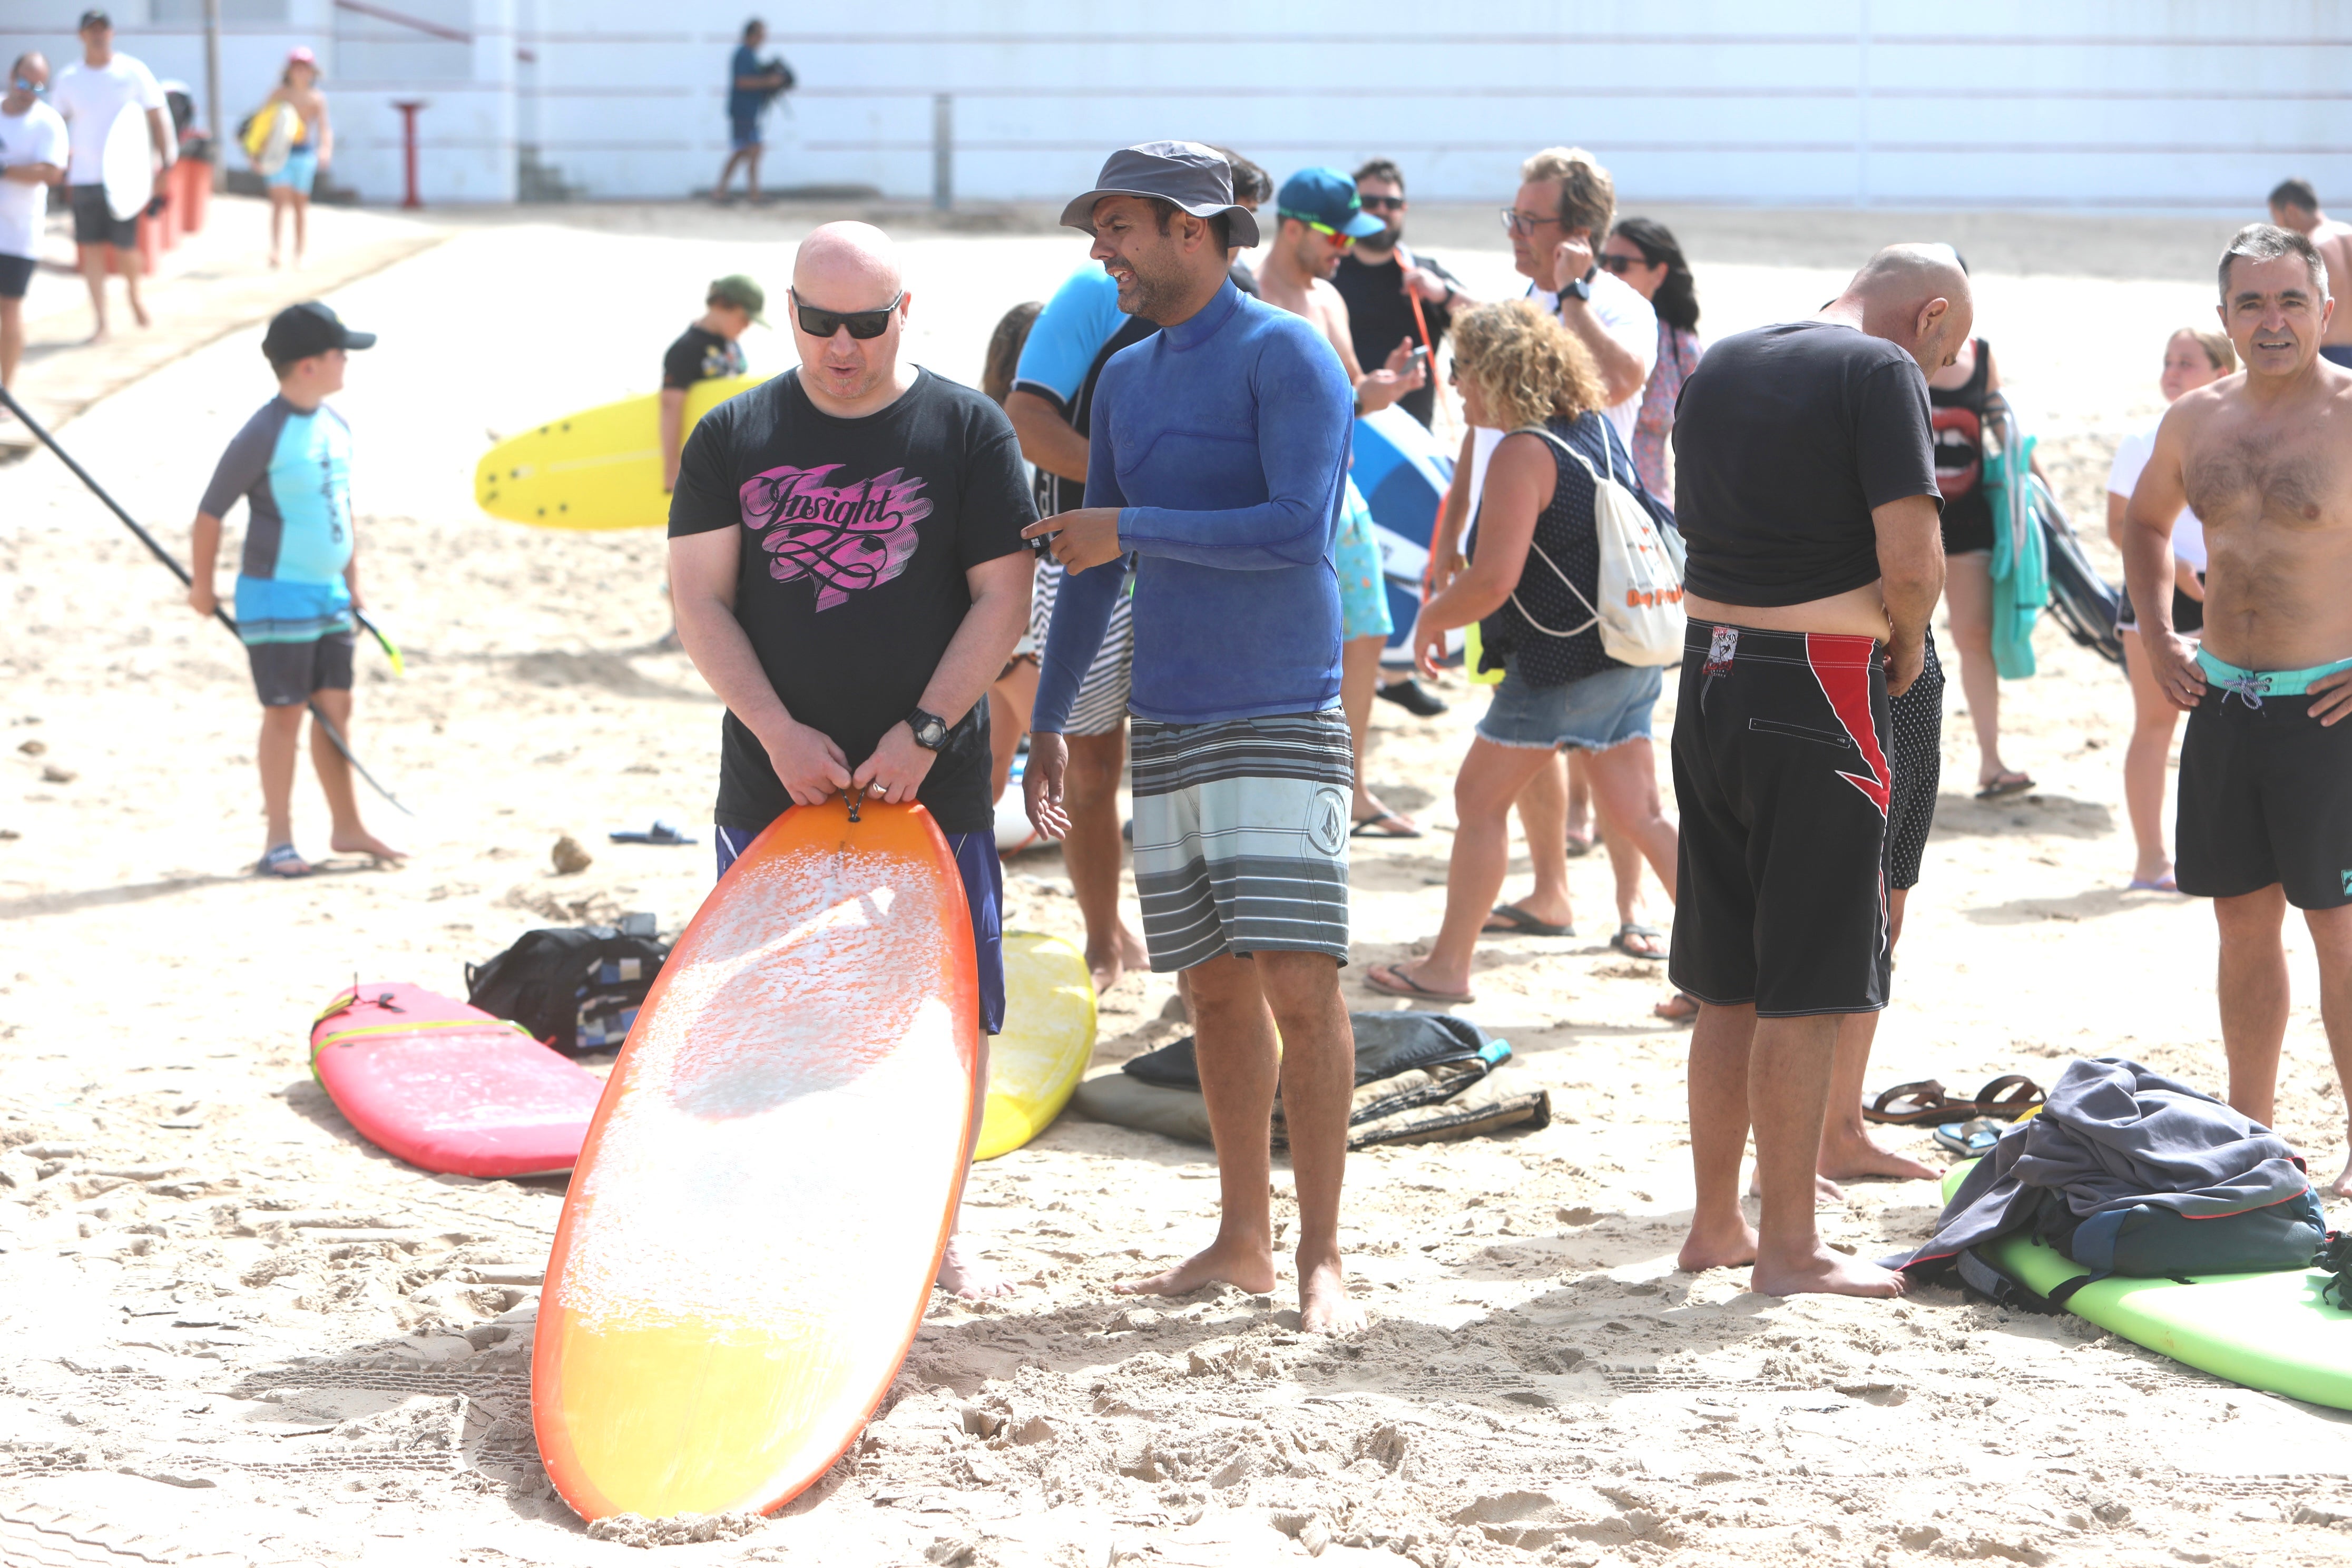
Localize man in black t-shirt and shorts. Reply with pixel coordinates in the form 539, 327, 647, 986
669, 222, 1037, 1298
1668, 244, 1969, 1298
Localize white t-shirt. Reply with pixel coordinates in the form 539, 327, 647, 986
2106, 426, 2206, 572
0, 101, 69, 261
1528, 269, 1660, 447
50, 55, 164, 184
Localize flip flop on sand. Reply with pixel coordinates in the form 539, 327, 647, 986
1564, 830, 1594, 858
1653, 991, 1699, 1024
1363, 962, 1472, 1006
1484, 904, 1572, 937
257, 843, 312, 879
1611, 923, 1668, 961
1864, 1080, 1955, 1125
1976, 772, 2036, 800
2127, 873, 2179, 893
1351, 810, 1422, 839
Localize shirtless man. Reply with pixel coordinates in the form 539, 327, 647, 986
2267, 181, 2352, 367
1668, 244, 1967, 1298
2122, 222, 2352, 1192
1255, 165, 1426, 839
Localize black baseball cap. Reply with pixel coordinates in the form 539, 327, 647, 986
1060, 141, 1261, 248
78, 9, 111, 30
262, 301, 376, 365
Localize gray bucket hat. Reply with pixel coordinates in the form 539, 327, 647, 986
1059, 141, 1262, 249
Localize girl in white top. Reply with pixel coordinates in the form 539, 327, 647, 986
2106, 326, 2235, 891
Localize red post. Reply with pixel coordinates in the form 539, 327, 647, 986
393, 100, 426, 209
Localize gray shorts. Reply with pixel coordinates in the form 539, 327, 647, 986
247, 631, 354, 708
1128, 709, 1353, 972
1030, 558, 1133, 737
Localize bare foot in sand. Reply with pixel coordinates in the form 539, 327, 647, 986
131, 299, 151, 328
1818, 1128, 1941, 1183
2331, 1144, 2352, 1200
1115, 1234, 1277, 1300
330, 830, 407, 865
1678, 1212, 1758, 1273
1298, 1249, 1364, 1335
1749, 1169, 1848, 1204
1751, 1247, 1906, 1299
1087, 925, 1149, 997
935, 1234, 1014, 1300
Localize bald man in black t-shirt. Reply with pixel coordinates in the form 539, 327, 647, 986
1667, 244, 1971, 1300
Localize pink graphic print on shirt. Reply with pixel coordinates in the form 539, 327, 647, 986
739, 463, 932, 611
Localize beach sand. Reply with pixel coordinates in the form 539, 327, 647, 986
3, 198, 2349, 1566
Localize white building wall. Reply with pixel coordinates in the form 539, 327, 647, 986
2, 0, 2344, 210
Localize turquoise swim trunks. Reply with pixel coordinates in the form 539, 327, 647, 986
2196, 647, 2352, 700
1335, 476, 1393, 642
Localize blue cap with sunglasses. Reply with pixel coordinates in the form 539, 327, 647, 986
1275, 168, 1385, 240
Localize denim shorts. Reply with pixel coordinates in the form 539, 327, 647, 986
1475, 656, 1662, 752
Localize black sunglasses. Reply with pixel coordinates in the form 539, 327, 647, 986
1596, 252, 1650, 275
1356, 194, 1404, 212
790, 288, 904, 340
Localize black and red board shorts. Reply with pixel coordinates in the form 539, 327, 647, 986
1668, 620, 1894, 1017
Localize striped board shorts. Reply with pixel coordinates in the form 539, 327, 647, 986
1030, 557, 1134, 737
1128, 709, 1354, 972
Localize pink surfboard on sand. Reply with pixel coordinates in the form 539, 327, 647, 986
310, 983, 605, 1179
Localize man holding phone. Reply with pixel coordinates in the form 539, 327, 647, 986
1256, 166, 1426, 836
1333, 157, 1472, 433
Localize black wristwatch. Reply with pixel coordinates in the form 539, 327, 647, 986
907, 707, 950, 752
1560, 269, 1593, 304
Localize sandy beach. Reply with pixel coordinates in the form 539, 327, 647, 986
3, 194, 2350, 1567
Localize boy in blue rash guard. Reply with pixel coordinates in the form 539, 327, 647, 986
189, 301, 403, 878
1021, 142, 1365, 1335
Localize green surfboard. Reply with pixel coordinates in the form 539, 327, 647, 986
1942, 1161, 2352, 1409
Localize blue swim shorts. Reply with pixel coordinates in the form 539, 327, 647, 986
1475, 656, 1662, 752
267, 146, 318, 194
714, 818, 1005, 1034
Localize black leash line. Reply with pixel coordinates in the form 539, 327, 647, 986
0, 383, 413, 817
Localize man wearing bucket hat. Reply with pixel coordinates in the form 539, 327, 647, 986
1021, 141, 1366, 1334
660, 273, 766, 494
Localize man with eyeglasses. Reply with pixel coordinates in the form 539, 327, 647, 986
1505, 146, 1655, 447
1021, 142, 1366, 1335
668, 221, 1037, 1299
1333, 158, 1471, 433
1, 52, 67, 404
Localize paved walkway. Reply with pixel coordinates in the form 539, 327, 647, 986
2, 191, 444, 455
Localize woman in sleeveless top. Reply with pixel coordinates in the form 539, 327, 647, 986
1365, 300, 1680, 1006
2107, 326, 2235, 890
1929, 332, 2039, 798
262, 49, 331, 270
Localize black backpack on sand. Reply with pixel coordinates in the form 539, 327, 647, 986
465, 919, 668, 1056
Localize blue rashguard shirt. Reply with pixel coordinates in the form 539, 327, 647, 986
198, 396, 355, 644
1012, 265, 1126, 413
1033, 280, 1353, 729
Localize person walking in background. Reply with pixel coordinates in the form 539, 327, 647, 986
1253, 165, 1424, 839
51, 9, 171, 342
0, 52, 66, 407
714, 18, 791, 204
1507, 146, 1654, 443
1670, 244, 1964, 1297
1926, 296, 2042, 800
1364, 301, 1679, 1006
2108, 326, 2235, 893
188, 303, 403, 878
659, 273, 764, 493
1600, 217, 1702, 506
979, 298, 1044, 803
1023, 142, 1365, 1333
259, 48, 330, 270
2268, 180, 2352, 367
1334, 158, 1471, 433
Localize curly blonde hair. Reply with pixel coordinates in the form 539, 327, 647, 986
1451, 299, 1605, 432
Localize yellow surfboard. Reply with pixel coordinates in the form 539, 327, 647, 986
475, 375, 768, 531
532, 798, 977, 1520
975, 931, 1095, 1160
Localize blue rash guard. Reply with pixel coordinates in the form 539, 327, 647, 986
1033, 279, 1353, 729
197, 396, 356, 644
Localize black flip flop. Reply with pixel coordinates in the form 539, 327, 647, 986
1610, 922, 1668, 961
1485, 903, 1572, 937
610, 819, 698, 846
1865, 1079, 1955, 1126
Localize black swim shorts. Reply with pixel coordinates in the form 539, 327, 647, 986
2175, 685, 2352, 910
68, 184, 136, 251
0, 253, 33, 301
246, 631, 355, 709
1668, 620, 1893, 1016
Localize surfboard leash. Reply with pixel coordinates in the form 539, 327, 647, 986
0, 384, 414, 817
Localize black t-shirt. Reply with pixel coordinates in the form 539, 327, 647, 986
668, 368, 1036, 834
662, 325, 747, 390
1330, 250, 1459, 429
1670, 321, 1940, 606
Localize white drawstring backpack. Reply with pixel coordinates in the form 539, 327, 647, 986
1504, 422, 1687, 667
